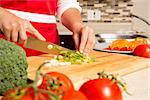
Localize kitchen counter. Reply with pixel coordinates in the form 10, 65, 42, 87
123, 67, 150, 100
27, 51, 150, 100
0, 68, 149, 100
1, 51, 149, 100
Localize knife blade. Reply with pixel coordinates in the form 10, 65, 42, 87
21, 37, 69, 55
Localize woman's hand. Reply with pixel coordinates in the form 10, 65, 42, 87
0, 7, 45, 42
61, 8, 95, 55
73, 23, 95, 55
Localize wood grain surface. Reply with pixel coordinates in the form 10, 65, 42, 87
27, 51, 150, 89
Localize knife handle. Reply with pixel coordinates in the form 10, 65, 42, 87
0, 30, 25, 44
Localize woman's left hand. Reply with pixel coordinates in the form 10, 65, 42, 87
73, 24, 95, 55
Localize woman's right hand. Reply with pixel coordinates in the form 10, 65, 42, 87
0, 7, 46, 42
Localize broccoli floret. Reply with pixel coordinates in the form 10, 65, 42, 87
0, 39, 28, 95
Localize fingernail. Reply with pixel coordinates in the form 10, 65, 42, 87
85, 53, 89, 56
80, 50, 83, 53
83, 52, 86, 56
42, 38, 46, 41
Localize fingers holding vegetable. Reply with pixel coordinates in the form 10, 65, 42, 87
79, 26, 89, 53
81, 27, 95, 55
73, 26, 95, 55
73, 33, 80, 50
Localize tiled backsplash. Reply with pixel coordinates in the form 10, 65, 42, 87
78, 0, 133, 23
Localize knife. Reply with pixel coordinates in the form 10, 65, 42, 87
21, 37, 69, 55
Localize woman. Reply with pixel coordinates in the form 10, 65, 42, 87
0, 0, 95, 56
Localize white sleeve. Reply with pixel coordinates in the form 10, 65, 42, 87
57, 0, 82, 19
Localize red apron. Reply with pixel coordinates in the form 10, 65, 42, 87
0, 0, 59, 56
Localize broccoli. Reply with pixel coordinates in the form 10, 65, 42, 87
0, 39, 28, 95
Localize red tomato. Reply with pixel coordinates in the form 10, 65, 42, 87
133, 44, 150, 58
105, 47, 112, 50
39, 72, 74, 96
120, 47, 133, 51
79, 78, 122, 100
112, 47, 119, 50
62, 91, 87, 100
120, 47, 128, 51
2, 87, 50, 100
127, 47, 133, 51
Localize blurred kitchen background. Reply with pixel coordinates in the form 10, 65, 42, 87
58, 0, 150, 49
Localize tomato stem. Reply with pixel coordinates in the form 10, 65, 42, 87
32, 62, 49, 91
38, 89, 61, 100
33, 62, 62, 99
97, 71, 132, 95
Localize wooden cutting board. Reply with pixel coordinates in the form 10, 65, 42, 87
27, 51, 150, 89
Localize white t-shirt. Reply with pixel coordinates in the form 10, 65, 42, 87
57, 0, 82, 18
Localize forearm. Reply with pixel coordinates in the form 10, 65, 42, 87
61, 8, 84, 33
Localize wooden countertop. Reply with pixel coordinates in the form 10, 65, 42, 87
27, 51, 150, 89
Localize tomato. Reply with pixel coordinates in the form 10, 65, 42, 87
112, 47, 120, 50
2, 89, 17, 100
39, 72, 74, 96
2, 87, 50, 100
120, 47, 128, 51
79, 78, 122, 100
119, 47, 133, 51
127, 47, 133, 51
105, 47, 112, 50
133, 44, 150, 58
62, 91, 87, 100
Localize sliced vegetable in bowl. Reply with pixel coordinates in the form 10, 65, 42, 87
105, 38, 150, 52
